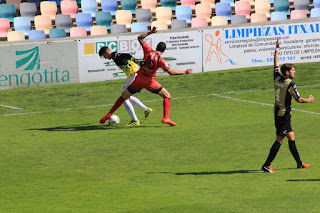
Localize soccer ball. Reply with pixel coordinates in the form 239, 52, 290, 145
108, 115, 120, 125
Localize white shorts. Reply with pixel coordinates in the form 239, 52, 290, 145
122, 73, 137, 92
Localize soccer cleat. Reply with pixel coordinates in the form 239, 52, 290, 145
262, 165, 276, 173
144, 108, 153, 118
162, 118, 177, 126
125, 120, 141, 127
297, 162, 311, 169
100, 113, 112, 124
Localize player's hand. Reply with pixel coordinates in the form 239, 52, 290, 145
185, 69, 193, 74
308, 94, 314, 102
150, 27, 157, 34
276, 37, 280, 48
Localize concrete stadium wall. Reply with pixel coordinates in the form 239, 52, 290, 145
1, 18, 320, 90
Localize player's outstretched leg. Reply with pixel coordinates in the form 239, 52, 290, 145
100, 97, 125, 124
161, 97, 176, 126
129, 96, 153, 118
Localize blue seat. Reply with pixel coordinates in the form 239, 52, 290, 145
131, 22, 148, 32
49, 28, 66, 38
273, 0, 290, 15
176, 5, 192, 24
270, 11, 288, 21
28, 30, 46, 40
81, 0, 97, 17
161, 0, 177, 10
76, 13, 92, 32
49, 0, 61, 6
311, 8, 320, 17
215, 2, 232, 21
121, 0, 137, 14
27, 0, 45, 7
14, 17, 31, 36
96, 11, 112, 30
221, 0, 235, 7
314, 0, 320, 8
101, 0, 118, 16
0, 4, 16, 22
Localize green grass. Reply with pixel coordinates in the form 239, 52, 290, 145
1, 62, 320, 212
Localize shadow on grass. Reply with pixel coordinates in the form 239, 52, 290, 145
28, 124, 162, 131
148, 170, 261, 175
286, 179, 320, 182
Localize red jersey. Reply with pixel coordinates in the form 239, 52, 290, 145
138, 42, 170, 77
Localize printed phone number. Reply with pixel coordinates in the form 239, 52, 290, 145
252, 56, 296, 63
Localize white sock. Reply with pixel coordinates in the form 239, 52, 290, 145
130, 96, 148, 111
123, 100, 138, 121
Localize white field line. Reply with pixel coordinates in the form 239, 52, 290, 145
0, 105, 24, 110
1, 84, 319, 117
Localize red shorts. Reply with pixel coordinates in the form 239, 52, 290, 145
127, 73, 163, 94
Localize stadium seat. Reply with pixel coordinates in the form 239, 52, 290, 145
70, 27, 87, 37
0, 18, 10, 38
141, 0, 157, 13
171, 19, 188, 29
28, 30, 46, 40
110, 24, 128, 34
0, 4, 16, 22
294, 0, 310, 14
131, 22, 148, 32
81, 0, 98, 17
121, 0, 137, 14
290, 10, 307, 19
34, 15, 52, 35
161, 0, 177, 10
273, 0, 290, 15
270, 11, 288, 21
40, 1, 58, 21
96, 11, 112, 30
195, 3, 212, 23
314, 0, 320, 8
240, 0, 255, 7
27, 0, 44, 7
231, 14, 247, 24
101, 0, 118, 16
250, 12, 267, 22
156, 7, 172, 26
221, 0, 235, 7
311, 8, 320, 17
215, 2, 232, 21
255, 0, 271, 18
90, 25, 108, 35
55, 14, 73, 33
211, 16, 228, 26
200, 0, 215, 9
20, 2, 37, 21
49, 28, 66, 38
151, 20, 168, 30
6, 0, 22, 10
191, 17, 208, 28
60, 0, 78, 19
14, 17, 31, 36
76, 13, 92, 32
235, 1, 251, 20
7, 31, 25, 41
115, 10, 132, 29
180, 0, 197, 10
136, 8, 152, 27
176, 5, 192, 23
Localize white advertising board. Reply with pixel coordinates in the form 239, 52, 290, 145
203, 20, 320, 72
78, 30, 202, 83
0, 41, 79, 90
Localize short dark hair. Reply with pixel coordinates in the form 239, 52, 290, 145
280, 63, 295, 75
99, 46, 108, 57
156, 42, 166, 52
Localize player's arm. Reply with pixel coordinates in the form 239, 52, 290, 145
274, 37, 280, 68
296, 95, 314, 103
138, 27, 157, 45
165, 68, 193, 75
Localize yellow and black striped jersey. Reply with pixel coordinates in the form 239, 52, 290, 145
273, 66, 300, 117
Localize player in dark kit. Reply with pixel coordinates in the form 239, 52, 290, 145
261, 38, 314, 173
99, 27, 193, 126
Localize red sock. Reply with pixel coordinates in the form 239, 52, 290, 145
163, 97, 171, 119
109, 97, 125, 114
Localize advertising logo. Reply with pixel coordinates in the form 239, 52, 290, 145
16, 46, 40, 70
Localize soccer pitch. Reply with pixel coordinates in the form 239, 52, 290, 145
1, 63, 320, 212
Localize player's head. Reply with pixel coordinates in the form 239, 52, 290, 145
281, 63, 295, 78
99, 46, 113, 59
156, 42, 166, 53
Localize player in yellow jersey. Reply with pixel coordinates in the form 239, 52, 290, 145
99, 46, 152, 127
261, 38, 314, 173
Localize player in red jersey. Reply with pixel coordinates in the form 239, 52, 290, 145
99, 27, 193, 126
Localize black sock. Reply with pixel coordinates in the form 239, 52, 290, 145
264, 141, 282, 166
289, 140, 302, 166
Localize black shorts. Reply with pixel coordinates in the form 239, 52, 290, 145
275, 114, 293, 136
